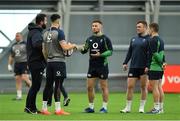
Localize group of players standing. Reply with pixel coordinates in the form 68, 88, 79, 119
8, 13, 165, 115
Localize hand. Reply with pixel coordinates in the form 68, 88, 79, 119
122, 64, 128, 71
8, 64, 13, 72
144, 67, 149, 73
72, 44, 77, 49
76, 45, 85, 51
162, 63, 167, 70
90, 51, 100, 57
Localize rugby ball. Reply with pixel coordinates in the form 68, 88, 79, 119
63, 49, 73, 57
63, 42, 74, 57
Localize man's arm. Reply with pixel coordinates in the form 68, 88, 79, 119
42, 43, 48, 60
80, 39, 89, 54
59, 40, 76, 51
123, 40, 132, 65
150, 38, 164, 64
8, 54, 14, 72
101, 37, 113, 57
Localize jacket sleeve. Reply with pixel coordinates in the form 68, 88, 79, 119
150, 38, 164, 64
123, 40, 132, 65
81, 39, 89, 54
101, 37, 113, 57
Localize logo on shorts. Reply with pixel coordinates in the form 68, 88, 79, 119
129, 73, 133, 77
24, 70, 28, 74
40, 71, 44, 75
87, 74, 91, 78
56, 71, 61, 76
100, 74, 104, 78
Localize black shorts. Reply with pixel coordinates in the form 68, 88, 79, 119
14, 62, 29, 76
46, 62, 66, 80
148, 71, 164, 80
128, 68, 146, 78
87, 65, 109, 79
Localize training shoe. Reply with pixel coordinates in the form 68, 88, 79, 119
63, 97, 70, 106
139, 108, 144, 113
12, 96, 22, 101
24, 107, 40, 114
99, 107, 108, 113
159, 108, 164, 114
55, 110, 70, 115
120, 108, 130, 113
84, 107, 95, 113
146, 108, 160, 114
41, 110, 51, 115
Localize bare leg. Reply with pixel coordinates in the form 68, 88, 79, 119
120, 77, 138, 112
15, 75, 22, 99
150, 80, 160, 110
87, 78, 96, 103
21, 74, 31, 88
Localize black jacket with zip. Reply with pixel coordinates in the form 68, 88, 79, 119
26, 23, 46, 70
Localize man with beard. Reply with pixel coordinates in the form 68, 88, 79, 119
24, 14, 47, 114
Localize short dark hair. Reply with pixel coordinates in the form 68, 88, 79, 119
35, 14, 46, 24
149, 23, 159, 32
136, 20, 147, 27
92, 20, 103, 25
50, 14, 61, 22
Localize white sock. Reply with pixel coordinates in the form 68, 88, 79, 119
55, 102, 61, 111
42, 101, 48, 110
160, 102, 164, 109
139, 100, 146, 109
126, 100, 132, 111
102, 102, 108, 110
154, 102, 160, 110
17, 90, 22, 98
89, 103, 94, 109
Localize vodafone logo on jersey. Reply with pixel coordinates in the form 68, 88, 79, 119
163, 65, 180, 93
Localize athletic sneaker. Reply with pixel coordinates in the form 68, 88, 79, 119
12, 96, 22, 101
24, 107, 41, 114
84, 107, 95, 113
41, 110, 51, 115
146, 108, 160, 114
120, 108, 130, 113
63, 97, 70, 106
139, 108, 144, 113
55, 110, 70, 115
99, 107, 108, 113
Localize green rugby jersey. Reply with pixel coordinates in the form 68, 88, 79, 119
81, 34, 113, 67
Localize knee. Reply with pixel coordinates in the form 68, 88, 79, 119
101, 84, 108, 91
87, 85, 94, 92
31, 84, 41, 92
21, 76, 27, 81
127, 84, 134, 90
141, 85, 147, 91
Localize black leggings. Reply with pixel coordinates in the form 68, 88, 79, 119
26, 68, 44, 110
43, 78, 65, 102
48, 80, 68, 103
